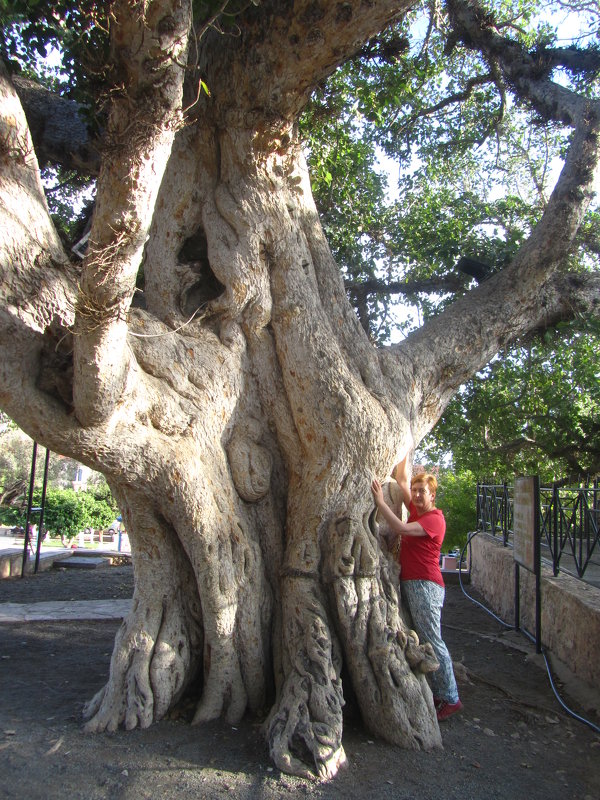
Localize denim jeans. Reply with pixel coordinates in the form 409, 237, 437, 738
401, 579, 459, 704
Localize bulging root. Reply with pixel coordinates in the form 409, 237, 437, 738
191, 637, 248, 725
402, 629, 439, 674
267, 674, 346, 780
267, 606, 346, 779
83, 598, 199, 733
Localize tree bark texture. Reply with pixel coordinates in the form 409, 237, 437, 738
1, 0, 599, 779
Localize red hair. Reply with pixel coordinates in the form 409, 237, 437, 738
411, 472, 437, 495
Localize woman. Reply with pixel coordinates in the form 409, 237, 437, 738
371, 456, 462, 721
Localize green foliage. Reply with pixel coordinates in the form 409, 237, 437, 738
299, 2, 600, 474
421, 319, 600, 482
89, 479, 116, 507
436, 469, 477, 553
0, 1, 109, 103
0, 3, 102, 248
0, 428, 32, 492
44, 168, 95, 241
300, 63, 394, 336
1, 486, 117, 539
0, 425, 117, 534
38, 488, 85, 539
0, 505, 23, 527
300, 2, 597, 341
3, 0, 599, 483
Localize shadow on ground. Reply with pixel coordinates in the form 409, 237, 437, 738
0, 566, 598, 800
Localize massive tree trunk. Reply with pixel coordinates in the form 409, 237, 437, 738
1, 0, 599, 779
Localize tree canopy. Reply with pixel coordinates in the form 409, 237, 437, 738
299, 1, 600, 475
421, 318, 600, 482
3, 1, 598, 478
303, 1, 599, 333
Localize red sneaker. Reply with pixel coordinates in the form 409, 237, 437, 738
436, 699, 463, 721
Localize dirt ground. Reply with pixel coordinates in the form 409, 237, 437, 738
0, 564, 599, 800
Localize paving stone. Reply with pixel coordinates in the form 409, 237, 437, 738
55, 556, 112, 570
0, 599, 131, 622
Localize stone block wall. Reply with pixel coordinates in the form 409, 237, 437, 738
469, 532, 600, 692
0, 550, 69, 578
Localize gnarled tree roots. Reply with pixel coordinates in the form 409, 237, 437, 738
83, 591, 202, 733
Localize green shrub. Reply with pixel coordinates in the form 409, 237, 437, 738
0, 506, 24, 527
1, 487, 117, 540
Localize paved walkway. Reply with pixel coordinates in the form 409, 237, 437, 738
0, 541, 133, 622
0, 598, 131, 623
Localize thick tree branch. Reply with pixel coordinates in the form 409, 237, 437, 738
446, 0, 598, 126
0, 62, 79, 435
72, 0, 193, 427
529, 270, 600, 329
394, 260, 600, 443
377, 1, 600, 442
13, 75, 101, 175
537, 45, 600, 77
346, 274, 467, 299
0, 62, 142, 466
196, 0, 415, 128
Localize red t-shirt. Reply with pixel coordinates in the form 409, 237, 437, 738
399, 501, 446, 587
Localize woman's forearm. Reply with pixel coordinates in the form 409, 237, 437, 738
371, 478, 426, 539
392, 454, 412, 510
375, 497, 406, 535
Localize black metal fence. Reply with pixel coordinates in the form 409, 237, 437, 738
476, 479, 600, 580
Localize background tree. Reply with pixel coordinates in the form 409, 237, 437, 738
421, 318, 600, 482
434, 468, 477, 551
0, 0, 599, 779
0, 422, 117, 531
0, 426, 80, 497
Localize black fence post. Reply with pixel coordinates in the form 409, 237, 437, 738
534, 476, 542, 654
21, 441, 38, 577
553, 482, 559, 576
33, 448, 50, 574
503, 480, 508, 546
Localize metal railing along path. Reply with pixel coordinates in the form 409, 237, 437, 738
476, 479, 600, 582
